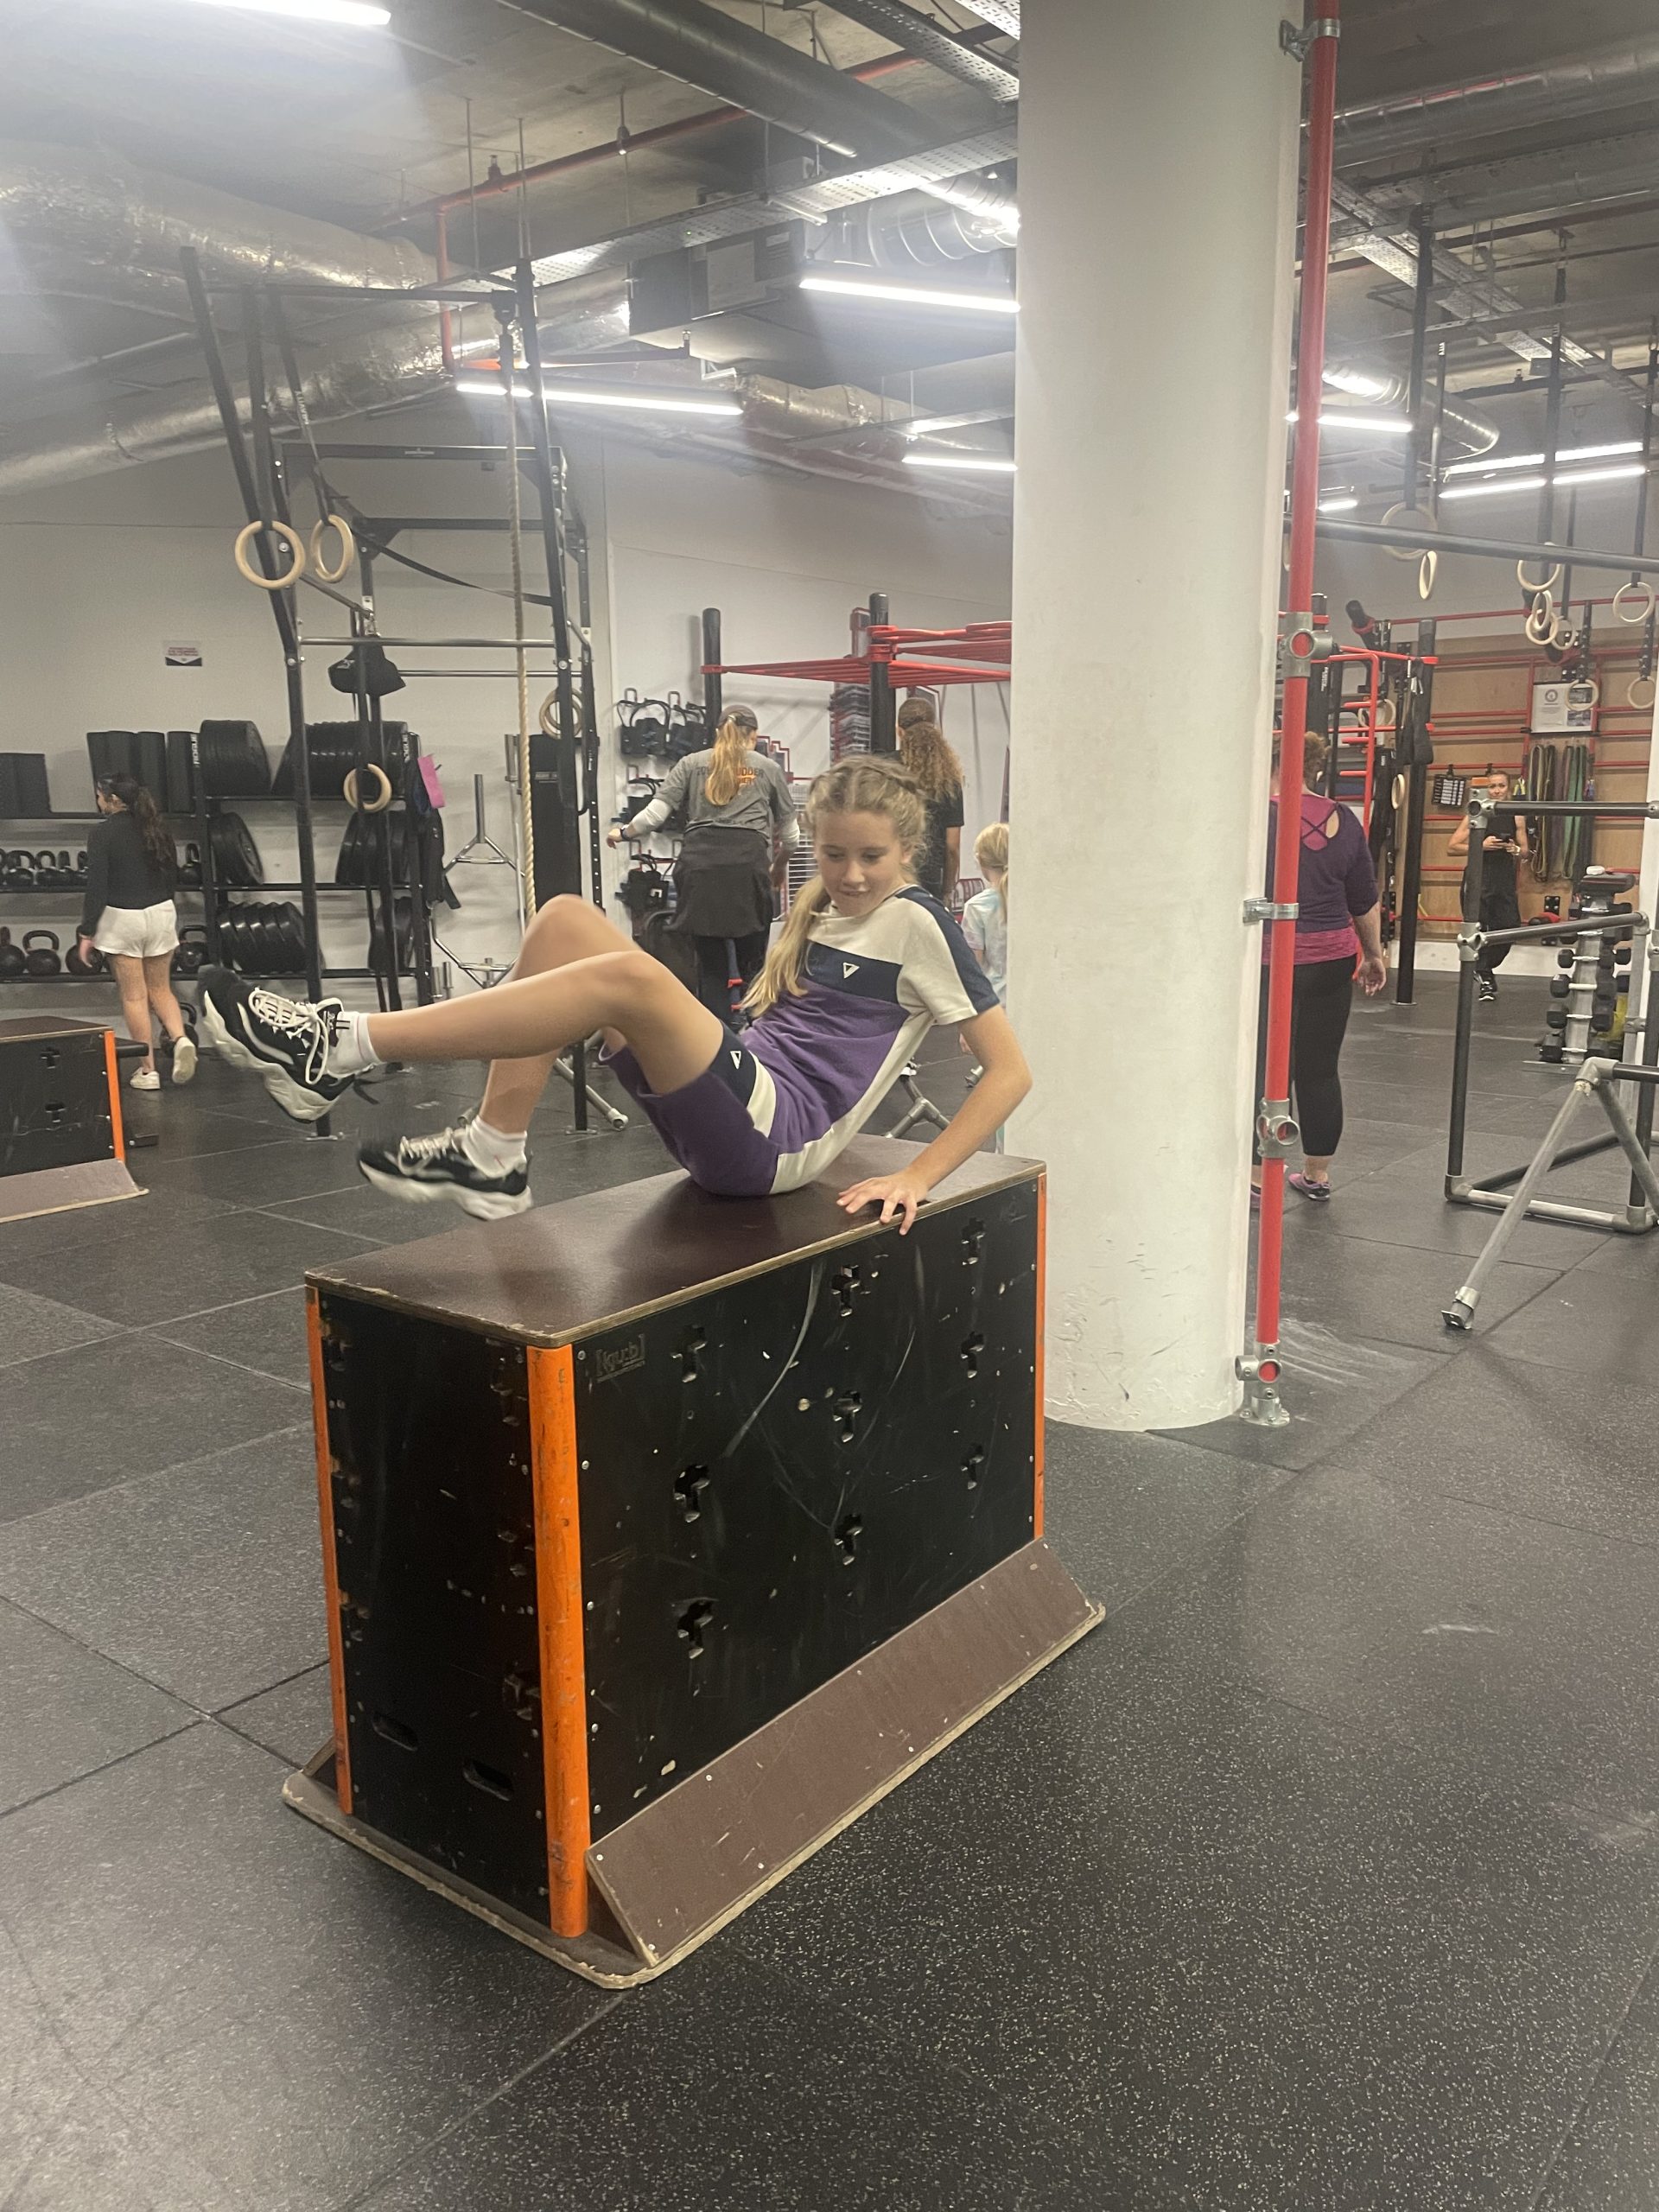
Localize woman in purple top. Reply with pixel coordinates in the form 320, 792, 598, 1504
1253, 732, 1387, 1202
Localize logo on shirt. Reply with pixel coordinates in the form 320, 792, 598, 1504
730, 1051, 743, 1068
842, 961, 859, 978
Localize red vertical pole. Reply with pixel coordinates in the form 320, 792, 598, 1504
1249, 5, 1341, 1414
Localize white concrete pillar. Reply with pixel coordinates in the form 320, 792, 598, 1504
1007, 0, 1300, 1429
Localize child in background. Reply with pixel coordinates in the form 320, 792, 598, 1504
960, 823, 1007, 1005
960, 824, 1008, 1147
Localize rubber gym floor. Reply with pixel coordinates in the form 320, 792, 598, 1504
2, 976, 1656, 2211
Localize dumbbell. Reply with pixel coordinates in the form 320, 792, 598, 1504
1546, 1007, 1568, 1031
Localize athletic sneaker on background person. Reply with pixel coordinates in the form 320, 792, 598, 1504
1251, 732, 1386, 1203
608, 704, 798, 1020
896, 698, 965, 906
1447, 769, 1529, 1003
200, 757, 1029, 1233
78, 772, 195, 1090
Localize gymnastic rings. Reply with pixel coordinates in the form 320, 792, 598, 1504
1523, 590, 1557, 646
233, 518, 306, 590
1418, 550, 1438, 601
537, 689, 563, 739
1628, 672, 1657, 712
1373, 696, 1398, 730
1379, 500, 1438, 563
1516, 557, 1564, 596
309, 514, 356, 585
343, 762, 394, 814
1392, 771, 1408, 810
1613, 578, 1656, 626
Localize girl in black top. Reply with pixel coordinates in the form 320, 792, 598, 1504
896, 698, 965, 904
77, 773, 194, 1089
1447, 770, 1529, 1003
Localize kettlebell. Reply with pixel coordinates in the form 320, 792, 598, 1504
73, 851, 88, 884
34, 849, 60, 889
173, 925, 208, 977
66, 937, 104, 978
22, 930, 60, 977
0, 928, 24, 981
3, 851, 35, 889
180, 842, 202, 889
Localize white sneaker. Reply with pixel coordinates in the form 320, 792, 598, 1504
171, 1033, 198, 1085
130, 1066, 162, 1092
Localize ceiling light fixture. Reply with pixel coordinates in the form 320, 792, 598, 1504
1317, 494, 1360, 513
1444, 439, 1643, 479
799, 273, 1019, 315
454, 378, 741, 417
1440, 461, 1646, 502
902, 453, 1017, 474
168, 0, 391, 24
1287, 411, 1412, 435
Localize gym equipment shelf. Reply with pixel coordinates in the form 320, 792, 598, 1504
289, 1137, 1097, 1985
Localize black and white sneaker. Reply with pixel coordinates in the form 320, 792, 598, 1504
1478, 976, 1498, 1003
198, 967, 359, 1123
358, 1118, 532, 1221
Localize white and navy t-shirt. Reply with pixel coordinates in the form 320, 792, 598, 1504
740, 887, 999, 1192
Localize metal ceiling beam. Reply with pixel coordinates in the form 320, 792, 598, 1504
1322, 513, 1659, 575
492, 0, 931, 162
953, 0, 1019, 31
820, 0, 1017, 102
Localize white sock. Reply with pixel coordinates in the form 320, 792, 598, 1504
329, 1012, 381, 1077
462, 1115, 528, 1173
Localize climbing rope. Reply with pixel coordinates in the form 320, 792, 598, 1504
504, 341, 536, 926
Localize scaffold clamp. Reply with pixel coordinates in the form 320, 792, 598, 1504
1243, 897, 1299, 925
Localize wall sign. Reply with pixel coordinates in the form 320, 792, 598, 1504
164, 642, 203, 669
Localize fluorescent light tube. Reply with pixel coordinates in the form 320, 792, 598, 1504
1554, 462, 1647, 487
1287, 411, 1413, 435
799, 274, 1019, 315
171, 0, 391, 23
454, 378, 741, 417
1445, 438, 1643, 479
1440, 474, 1548, 501
1317, 494, 1359, 512
902, 453, 1017, 473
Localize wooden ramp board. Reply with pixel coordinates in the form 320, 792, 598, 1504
285, 1542, 1100, 1986
305, 1135, 1039, 1348
0, 1156, 142, 1227
586, 1541, 1101, 1970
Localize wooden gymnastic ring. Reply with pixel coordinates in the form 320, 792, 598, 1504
1627, 673, 1656, 712
1516, 557, 1564, 595
234, 518, 305, 589
538, 689, 563, 738
1419, 550, 1438, 601
1379, 500, 1437, 563
1613, 579, 1656, 626
343, 762, 393, 814
309, 513, 356, 584
1393, 772, 1408, 810
1523, 591, 1556, 645
1374, 696, 1397, 729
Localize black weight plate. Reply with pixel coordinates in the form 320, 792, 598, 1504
278, 903, 305, 972
199, 721, 270, 798
164, 731, 195, 815
257, 909, 286, 972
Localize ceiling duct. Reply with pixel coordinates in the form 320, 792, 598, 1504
819, 0, 1017, 102
0, 274, 628, 499
0, 142, 434, 319
1335, 34, 1659, 167
493, 0, 930, 162
838, 185, 1015, 266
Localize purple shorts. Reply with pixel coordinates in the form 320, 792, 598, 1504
603, 1029, 783, 1198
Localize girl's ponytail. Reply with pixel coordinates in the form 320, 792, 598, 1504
100, 772, 176, 880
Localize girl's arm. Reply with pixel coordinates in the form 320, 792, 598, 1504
1514, 815, 1530, 859
941, 826, 961, 905
1447, 814, 1470, 858
837, 1006, 1031, 1233
960, 905, 991, 975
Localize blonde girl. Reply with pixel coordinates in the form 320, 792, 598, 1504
204, 757, 1031, 1236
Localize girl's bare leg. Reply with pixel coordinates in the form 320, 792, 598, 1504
364, 897, 722, 1103
458, 898, 640, 1135
142, 953, 186, 1045
108, 954, 155, 1072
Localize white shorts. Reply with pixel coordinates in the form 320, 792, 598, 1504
93, 900, 180, 960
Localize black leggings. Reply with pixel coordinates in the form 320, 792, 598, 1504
693, 930, 770, 1021
1255, 957, 1356, 1161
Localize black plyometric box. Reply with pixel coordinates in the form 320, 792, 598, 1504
295, 1141, 1097, 1981
0, 1018, 117, 1180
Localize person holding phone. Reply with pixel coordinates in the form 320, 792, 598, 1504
1447, 769, 1529, 1004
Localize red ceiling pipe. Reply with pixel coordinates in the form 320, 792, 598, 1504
402, 50, 931, 226
1250, 4, 1342, 1416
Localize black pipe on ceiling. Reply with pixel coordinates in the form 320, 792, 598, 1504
493, 0, 931, 163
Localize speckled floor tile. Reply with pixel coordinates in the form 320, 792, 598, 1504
0, 1282, 123, 1370
0, 1726, 613, 2212
148, 1286, 312, 1389
0, 1427, 322, 1709
1535, 1949, 1659, 2209
0, 1597, 193, 1815
217, 1664, 332, 1768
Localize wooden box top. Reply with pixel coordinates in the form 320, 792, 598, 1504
0, 1015, 108, 1044
308, 1135, 1040, 1347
